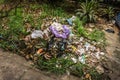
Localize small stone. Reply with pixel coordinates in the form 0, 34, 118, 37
84, 42, 90, 51
89, 23, 95, 28
96, 65, 104, 74
87, 28, 93, 32
79, 48, 85, 55
85, 74, 91, 79
78, 55, 85, 64
80, 37, 84, 42
100, 52, 105, 55
95, 52, 100, 59
71, 57, 77, 63
90, 46, 96, 51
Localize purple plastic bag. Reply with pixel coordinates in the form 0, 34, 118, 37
49, 25, 70, 39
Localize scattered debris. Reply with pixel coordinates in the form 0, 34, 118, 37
37, 48, 44, 55
96, 65, 104, 74
85, 73, 91, 80
49, 22, 70, 39
31, 30, 44, 39
67, 16, 76, 26
105, 29, 115, 33
8, 16, 106, 74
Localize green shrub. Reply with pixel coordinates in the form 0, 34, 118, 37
74, 18, 88, 37
88, 29, 105, 42
0, 10, 27, 51
103, 6, 114, 20
76, 0, 98, 23
37, 56, 74, 74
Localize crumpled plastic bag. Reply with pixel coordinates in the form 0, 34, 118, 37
49, 22, 70, 39
31, 30, 43, 39
51, 22, 63, 31
67, 16, 76, 26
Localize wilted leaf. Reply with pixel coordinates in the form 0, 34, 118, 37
37, 48, 43, 55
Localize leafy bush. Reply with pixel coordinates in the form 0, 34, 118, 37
103, 6, 114, 20
74, 18, 88, 37
88, 29, 105, 42
76, 0, 98, 23
37, 56, 103, 79
0, 8, 27, 51
37, 56, 74, 74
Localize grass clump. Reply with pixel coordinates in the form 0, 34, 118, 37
40, 4, 68, 18
74, 17, 105, 43
37, 56, 74, 74
37, 55, 103, 80
74, 17, 88, 37
88, 29, 105, 42
0, 7, 27, 51
76, 0, 98, 23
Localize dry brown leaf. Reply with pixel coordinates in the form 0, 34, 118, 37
85, 73, 92, 80
44, 53, 51, 60
37, 48, 43, 55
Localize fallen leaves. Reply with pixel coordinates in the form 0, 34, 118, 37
85, 73, 91, 80
37, 48, 43, 55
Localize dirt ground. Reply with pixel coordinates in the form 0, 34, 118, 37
103, 30, 120, 80
0, 48, 81, 80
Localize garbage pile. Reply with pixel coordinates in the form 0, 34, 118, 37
30, 22, 69, 57
28, 16, 105, 72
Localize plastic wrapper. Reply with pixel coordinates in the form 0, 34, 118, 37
49, 25, 70, 39
31, 30, 43, 39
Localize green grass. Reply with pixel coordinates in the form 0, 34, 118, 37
39, 4, 68, 18
0, 2, 69, 51
0, 0, 4, 4
37, 55, 103, 79
0, 6, 26, 51
74, 17, 105, 43
74, 17, 88, 36
37, 56, 74, 74
88, 29, 105, 42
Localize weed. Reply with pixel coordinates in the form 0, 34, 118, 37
88, 29, 105, 42
89, 68, 103, 80
103, 6, 114, 20
0, 8, 27, 52
76, 0, 98, 23
70, 62, 85, 77
37, 56, 74, 74
74, 18, 105, 44
74, 17, 88, 37
40, 4, 67, 18
30, 4, 41, 10
0, 0, 4, 4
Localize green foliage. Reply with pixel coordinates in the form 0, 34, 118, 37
70, 62, 85, 77
88, 29, 105, 42
76, 0, 98, 23
74, 18, 88, 37
40, 4, 67, 17
103, 6, 114, 20
37, 55, 101, 79
0, 0, 4, 4
71, 63, 103, 80
0, 9, 27, 51
89, 68, 103, 80
37, 56, 74, 74
74, 18, 105, 43
30, 4, 41, 10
